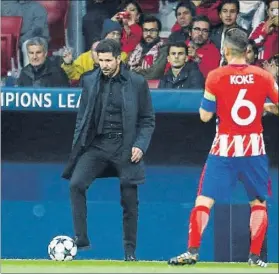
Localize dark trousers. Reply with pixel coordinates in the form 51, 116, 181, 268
70, 135, 138, 254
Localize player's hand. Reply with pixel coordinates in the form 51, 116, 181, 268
62, 47, 73, 64
264, 103, 279, 116
131, 147, 143, 163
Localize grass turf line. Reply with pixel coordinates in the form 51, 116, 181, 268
1, 259, 278, 268
1, 260, 278, 274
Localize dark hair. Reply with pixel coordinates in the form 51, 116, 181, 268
167, 41, 188, 55
191, 15, 211, 30
119, 0, 143, 24
224, 27, 248, 54
142, 15, 162, 32
218, 0, 240, 14
175, 2, 196, 18
247, 39, 259, 62
266, 0, 278, 9
95, 39, 121, 57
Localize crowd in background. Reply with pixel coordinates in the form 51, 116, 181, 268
1, 0, 278, 89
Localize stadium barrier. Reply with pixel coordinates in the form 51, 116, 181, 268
1, 87, 278, 262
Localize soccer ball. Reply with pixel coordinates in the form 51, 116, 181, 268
48, 235, 77, 261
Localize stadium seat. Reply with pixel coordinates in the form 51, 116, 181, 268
148, 79, 160, 89
1, 34, 13, 76
69, 80, 80, 87
137, 0, 160, 13
1, 16, 23, 67
36, 0, 70, 51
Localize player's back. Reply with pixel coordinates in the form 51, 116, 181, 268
207, 64, 277, 157
214, 65, 271, 135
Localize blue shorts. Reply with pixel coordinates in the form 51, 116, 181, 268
198, 154, 271, 202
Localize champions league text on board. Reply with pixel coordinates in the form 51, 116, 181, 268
1, 90, 81, 110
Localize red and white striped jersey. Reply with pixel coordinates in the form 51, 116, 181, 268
210, 133, 266, 157
205, 64, 278, 157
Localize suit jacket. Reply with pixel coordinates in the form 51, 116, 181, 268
17, 58, 69, 88
62, 65, 155, 185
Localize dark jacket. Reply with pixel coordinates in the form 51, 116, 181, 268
210, 24, 247, 50
168, 27, 190, 43
159, 61, 205, 89
17, 58, 69, 87
62, 65, 155, 184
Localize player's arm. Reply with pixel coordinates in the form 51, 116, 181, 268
199, 90, 216, 122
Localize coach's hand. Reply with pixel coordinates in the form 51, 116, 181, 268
131, 147, 143, 163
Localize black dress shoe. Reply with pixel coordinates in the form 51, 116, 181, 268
74, 236, 90, 250
124, 253, 137, 261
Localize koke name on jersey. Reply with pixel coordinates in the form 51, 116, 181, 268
230, 74, 254, 85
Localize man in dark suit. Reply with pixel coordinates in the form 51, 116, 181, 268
62, 39, 155, 261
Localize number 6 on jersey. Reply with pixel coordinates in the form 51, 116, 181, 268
231, 88, 257, 126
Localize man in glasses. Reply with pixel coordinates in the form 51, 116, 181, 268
128, 15, 164, 70
186, 15, 221, 78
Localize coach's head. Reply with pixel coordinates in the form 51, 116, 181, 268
223, 28, 249, 64
95, 39, 121, 78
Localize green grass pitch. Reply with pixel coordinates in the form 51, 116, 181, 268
1, 260, 278, 273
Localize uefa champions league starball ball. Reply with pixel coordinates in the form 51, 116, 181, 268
48, 235, 77, 261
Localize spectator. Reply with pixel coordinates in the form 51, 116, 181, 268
159, 42, 204, 89
112, 0, 143, 57
83, 0, 120, 50
62, 41, 100, 81
210, 0, 246, 65
186, 15, 221, 78
62, 19, 124, 81
135, 16, 221, 80
210, 0, 243, 51
171, 1, 223, 33
132, 44, 169, 80
17, 37, 69, 87
249, 0, 278, 62
1, 0, 49, 67
168, 2, 195, 43
246, 39, 260, 65
129, 15, 164, 70
237, 1, 266, 34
